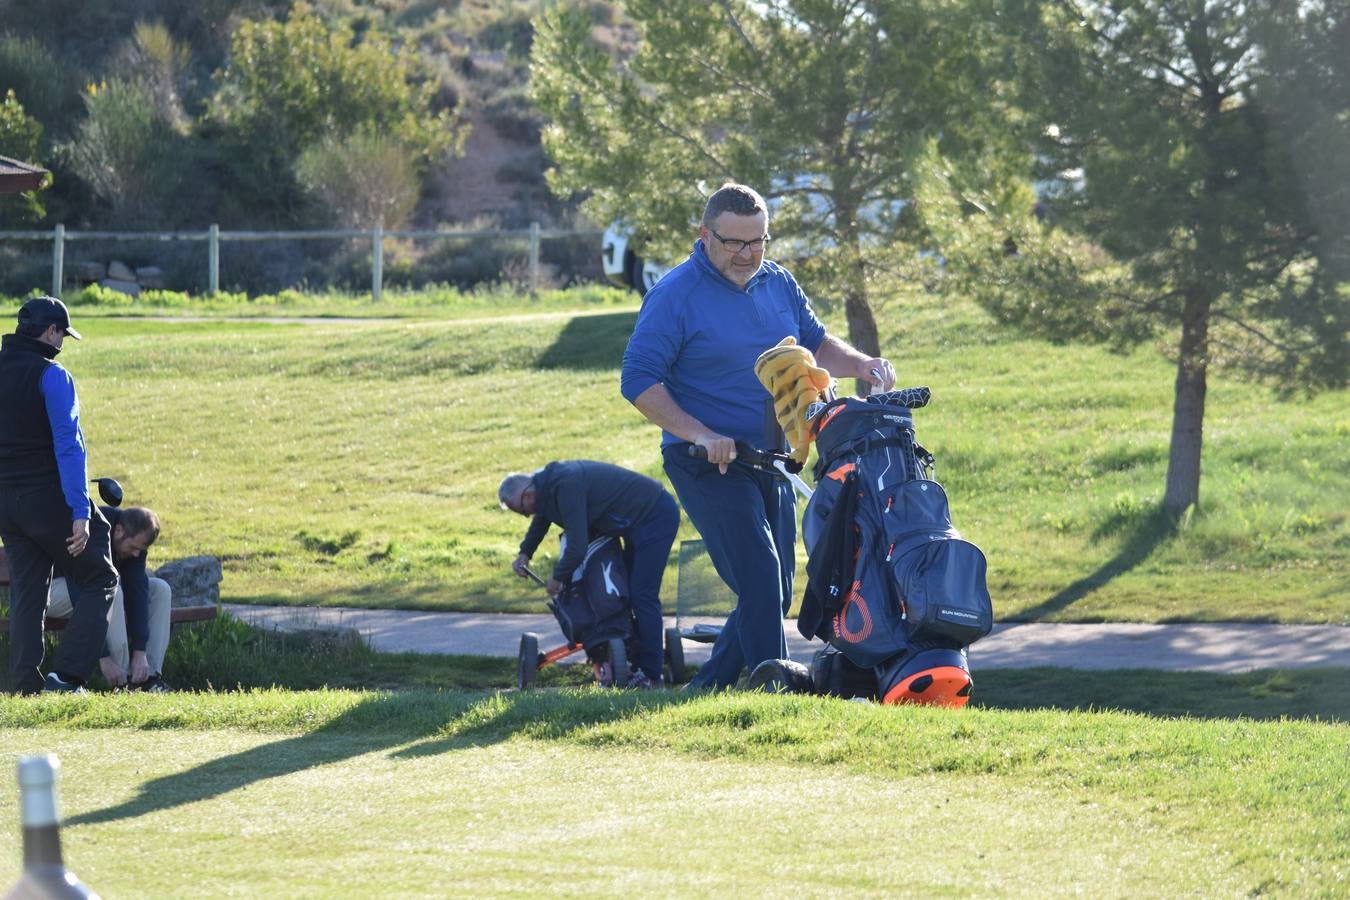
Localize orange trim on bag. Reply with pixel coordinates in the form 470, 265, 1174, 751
881, 666, 973, 708
832, 580, 873, 643
816, 404, 848, 433
826, 463, 856, 483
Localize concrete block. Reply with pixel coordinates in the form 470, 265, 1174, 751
135, 266, 165, 289
99, 278, 141, 298
155, 555, 223, 607
72, 261, 106, 283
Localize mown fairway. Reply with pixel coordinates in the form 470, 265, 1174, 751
0, 689, 1345, 897
47, 291, 1348, 622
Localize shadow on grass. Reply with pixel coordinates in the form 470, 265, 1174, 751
63, 694, 458, 826
534, 310, 637, 370
974, 667, 1350, 723
1016, 511, 1175, 620
391, 690, 690, 760
63, 690, 682, 827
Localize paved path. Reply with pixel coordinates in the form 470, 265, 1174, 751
222, 604, 1350, 672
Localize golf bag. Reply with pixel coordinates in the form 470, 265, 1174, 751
549, 534, 633, 656
798, 387, 993, 706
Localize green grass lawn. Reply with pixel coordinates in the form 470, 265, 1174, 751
0, 688, 1345, 896
12, 283, 639, 320
20, 288, 1348, 622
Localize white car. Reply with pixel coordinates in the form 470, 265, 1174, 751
602, 224, 669, 296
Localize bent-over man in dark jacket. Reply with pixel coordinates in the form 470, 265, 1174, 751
51, 505, 171, 692
499, 460, 679, 688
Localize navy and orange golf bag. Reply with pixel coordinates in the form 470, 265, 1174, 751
796, 387, 994, 707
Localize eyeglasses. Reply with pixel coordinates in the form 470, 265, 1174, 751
709, 228, 771, 254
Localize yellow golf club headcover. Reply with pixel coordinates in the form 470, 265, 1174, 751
755, 337, 832, 464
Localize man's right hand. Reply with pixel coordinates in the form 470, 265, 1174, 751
512, 553, 531, 578
99, 656, 128, 687
694, 433, 737, 475
67, 518, 90, 557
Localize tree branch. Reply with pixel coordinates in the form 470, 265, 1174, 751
1211, 308, 1302, 354
558, 51, 732, 175
689, 53, 776, 103
1056, 0, 1203, 93
713, 0, 764, 66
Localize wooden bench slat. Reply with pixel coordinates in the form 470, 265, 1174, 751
0, 546, 219, 633
0, 605, 219, 634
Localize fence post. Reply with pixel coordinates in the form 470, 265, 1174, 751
51, 224, 64, 298
528, 221, 541, 296
372, 224, 383, 302
208, 224, 219, 295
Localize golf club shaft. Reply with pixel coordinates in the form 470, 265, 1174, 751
774, 460, 814, 499
522, 566, 548, 589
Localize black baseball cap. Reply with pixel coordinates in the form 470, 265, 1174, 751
17, 295, 81, 340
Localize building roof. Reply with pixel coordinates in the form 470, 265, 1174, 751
0, 155, 49, 194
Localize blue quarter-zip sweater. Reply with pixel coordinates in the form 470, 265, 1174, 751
620, 240, 826, 448
41, 365, 90, 520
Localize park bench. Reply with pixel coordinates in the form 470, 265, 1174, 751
0, 547, 219, 633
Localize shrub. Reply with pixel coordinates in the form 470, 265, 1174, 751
60, 79, 179, 223
68, 283, 136, 307
296, 133, 421, 229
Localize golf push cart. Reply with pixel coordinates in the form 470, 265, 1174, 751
515, 535, 687, 690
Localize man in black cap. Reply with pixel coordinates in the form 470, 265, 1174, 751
0, 296, 117, 693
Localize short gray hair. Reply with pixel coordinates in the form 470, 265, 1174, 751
497, 473, 533, 510
702, 183, 768, 228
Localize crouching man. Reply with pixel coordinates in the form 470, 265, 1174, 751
49, 505, 172, 692
499, 461, 680, 689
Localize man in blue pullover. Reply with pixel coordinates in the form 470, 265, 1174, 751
620, 183, 896, 689
0, 296, 118, 694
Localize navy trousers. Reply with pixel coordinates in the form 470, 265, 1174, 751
621, 491, 681, 680
0, 483, 117, 693
663, 445, 796, 688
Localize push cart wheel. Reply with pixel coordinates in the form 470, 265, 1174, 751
665, 626, 686, 684
747, 659, 813, 695
518, 632, 540, 691
607, 637, 629, 688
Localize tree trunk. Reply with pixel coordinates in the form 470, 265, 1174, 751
839, 218, 880, 394
1162, 288, 1211, 517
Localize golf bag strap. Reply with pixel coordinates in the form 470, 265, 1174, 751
799, 469, 860, 641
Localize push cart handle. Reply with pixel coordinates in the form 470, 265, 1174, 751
687, 440, 803, 473
688, 441, 813, 499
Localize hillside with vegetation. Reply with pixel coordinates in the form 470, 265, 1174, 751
0, 0, 622, 293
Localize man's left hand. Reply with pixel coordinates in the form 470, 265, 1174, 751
546, 577, 563, 596
860, 358, 896, 392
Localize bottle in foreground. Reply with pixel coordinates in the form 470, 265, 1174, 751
4, 755, 99, 899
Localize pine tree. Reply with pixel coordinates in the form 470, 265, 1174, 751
924, 0, 1349, 516
531, 0, 1008, 363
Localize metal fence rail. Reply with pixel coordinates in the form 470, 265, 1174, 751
0, 223, 596, 299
